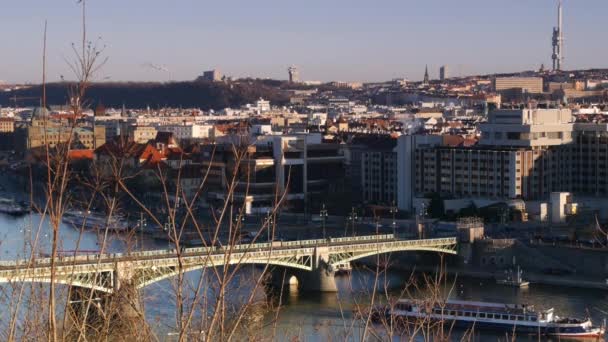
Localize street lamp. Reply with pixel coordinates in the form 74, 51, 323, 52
266, 210, 274, 242
320, 203, 328, 239
347, 207, 358, 237
389, 200, 398, 236
138, 212, 147, 250
417, 203, 427, 239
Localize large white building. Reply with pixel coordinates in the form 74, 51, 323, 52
157, 124, 214, 140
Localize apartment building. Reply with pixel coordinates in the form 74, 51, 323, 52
200, 134, 344, 214
128, 125, 158, 143
0, 118, 15, 133
397, 108, 608, 211
493, 77, 543, 94
347, 135, 398, 205
157, 124, 214, 140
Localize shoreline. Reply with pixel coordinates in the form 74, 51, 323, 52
389, 264, 608, 291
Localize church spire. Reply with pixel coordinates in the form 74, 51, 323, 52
423, 65, 429, 85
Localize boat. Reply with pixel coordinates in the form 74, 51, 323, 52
334, 262, 352, 275
372, 299, 605, 339
0, 198, 29, 216
496, 266, 530, 287
62, 210, 130, 232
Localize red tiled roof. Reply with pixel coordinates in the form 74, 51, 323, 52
68, 149, 94, 160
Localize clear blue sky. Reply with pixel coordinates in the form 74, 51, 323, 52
1, 0, 606, 83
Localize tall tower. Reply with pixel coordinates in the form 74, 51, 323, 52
439, 65, 448, 81
288, 66, 300, 83
423, 65, 429, 85
552, 1, 564, 71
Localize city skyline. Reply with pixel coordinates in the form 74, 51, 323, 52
2, 0, 608, 83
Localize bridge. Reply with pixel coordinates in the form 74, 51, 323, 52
0, 235, 457, 293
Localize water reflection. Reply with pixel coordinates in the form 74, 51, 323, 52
0, 213, 606, 341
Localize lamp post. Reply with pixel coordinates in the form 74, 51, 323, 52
347, 207, 358, 237
320, 203, 328, 239
266, 210, 274, 242
235, 210, 245, 242
138, 212, 147, 250
418, 203, 427, 239
389, 200, 398, 236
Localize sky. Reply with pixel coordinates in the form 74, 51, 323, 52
1, 0, 607, 84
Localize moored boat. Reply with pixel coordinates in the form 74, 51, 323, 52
372, 299, 604, 339
496, 266, 530, 287
0, 198, 29, 217
62, 210, 130, 232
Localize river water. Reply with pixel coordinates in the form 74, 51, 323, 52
0, 213, 606, 341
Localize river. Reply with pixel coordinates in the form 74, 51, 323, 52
0, 213, 606, 341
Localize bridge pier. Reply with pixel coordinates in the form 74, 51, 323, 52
268, 246, 338, 292
63, 264, 145, 340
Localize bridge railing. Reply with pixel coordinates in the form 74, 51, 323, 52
329, 234, 393, 244
0, 233, 427, 269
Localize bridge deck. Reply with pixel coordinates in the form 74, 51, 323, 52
0, 235, 457, 271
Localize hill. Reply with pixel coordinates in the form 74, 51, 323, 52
0, 80, 290, 110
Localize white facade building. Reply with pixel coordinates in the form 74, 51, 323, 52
157, 124, 214, 140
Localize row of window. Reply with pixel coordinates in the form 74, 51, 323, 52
432, 308, 537, 322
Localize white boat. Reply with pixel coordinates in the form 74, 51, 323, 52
372, 299, 605, 339
496, 266, 530, 287
62, 210, 130, 232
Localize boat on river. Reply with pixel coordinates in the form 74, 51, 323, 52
0, 198, 29, 216
496, 266, 530, 287
62, 210, 130, 232
372, 299, 605, 339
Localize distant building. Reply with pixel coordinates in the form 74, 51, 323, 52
197, 69, 223, 82
0, 118, 15, 133
493, 77, 543, 94
157, 124, 214, 141
288, 66, 300, 83
11, 107, 105, 153
128, 125, 158, 143
439, 65, 448, 81
255, 98, 271, 112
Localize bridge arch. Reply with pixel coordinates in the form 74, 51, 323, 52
328, 245, 457, 269
136, 257, 314, 289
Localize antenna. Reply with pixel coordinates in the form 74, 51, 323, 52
552, 1, 564, 71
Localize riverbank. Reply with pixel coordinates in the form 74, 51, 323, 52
387, 263, 608, 291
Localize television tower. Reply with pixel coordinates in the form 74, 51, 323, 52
551, 1, 564, 71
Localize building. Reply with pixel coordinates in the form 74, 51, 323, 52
157, 124, 214, 141
197, 69, 223, 82
255, 98, 271, 113
398, 108, 608, 213
440, 65, 448, 81
288, 66, 300, 83
423, 65, 430, 86
128, 125, 158, 143
348, 135, 398, 205
493, 77, 543, 94
13, 108, 106, 153
0, 118, 15, 133
0, 118, 16, 151
201, 134, 344, 214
